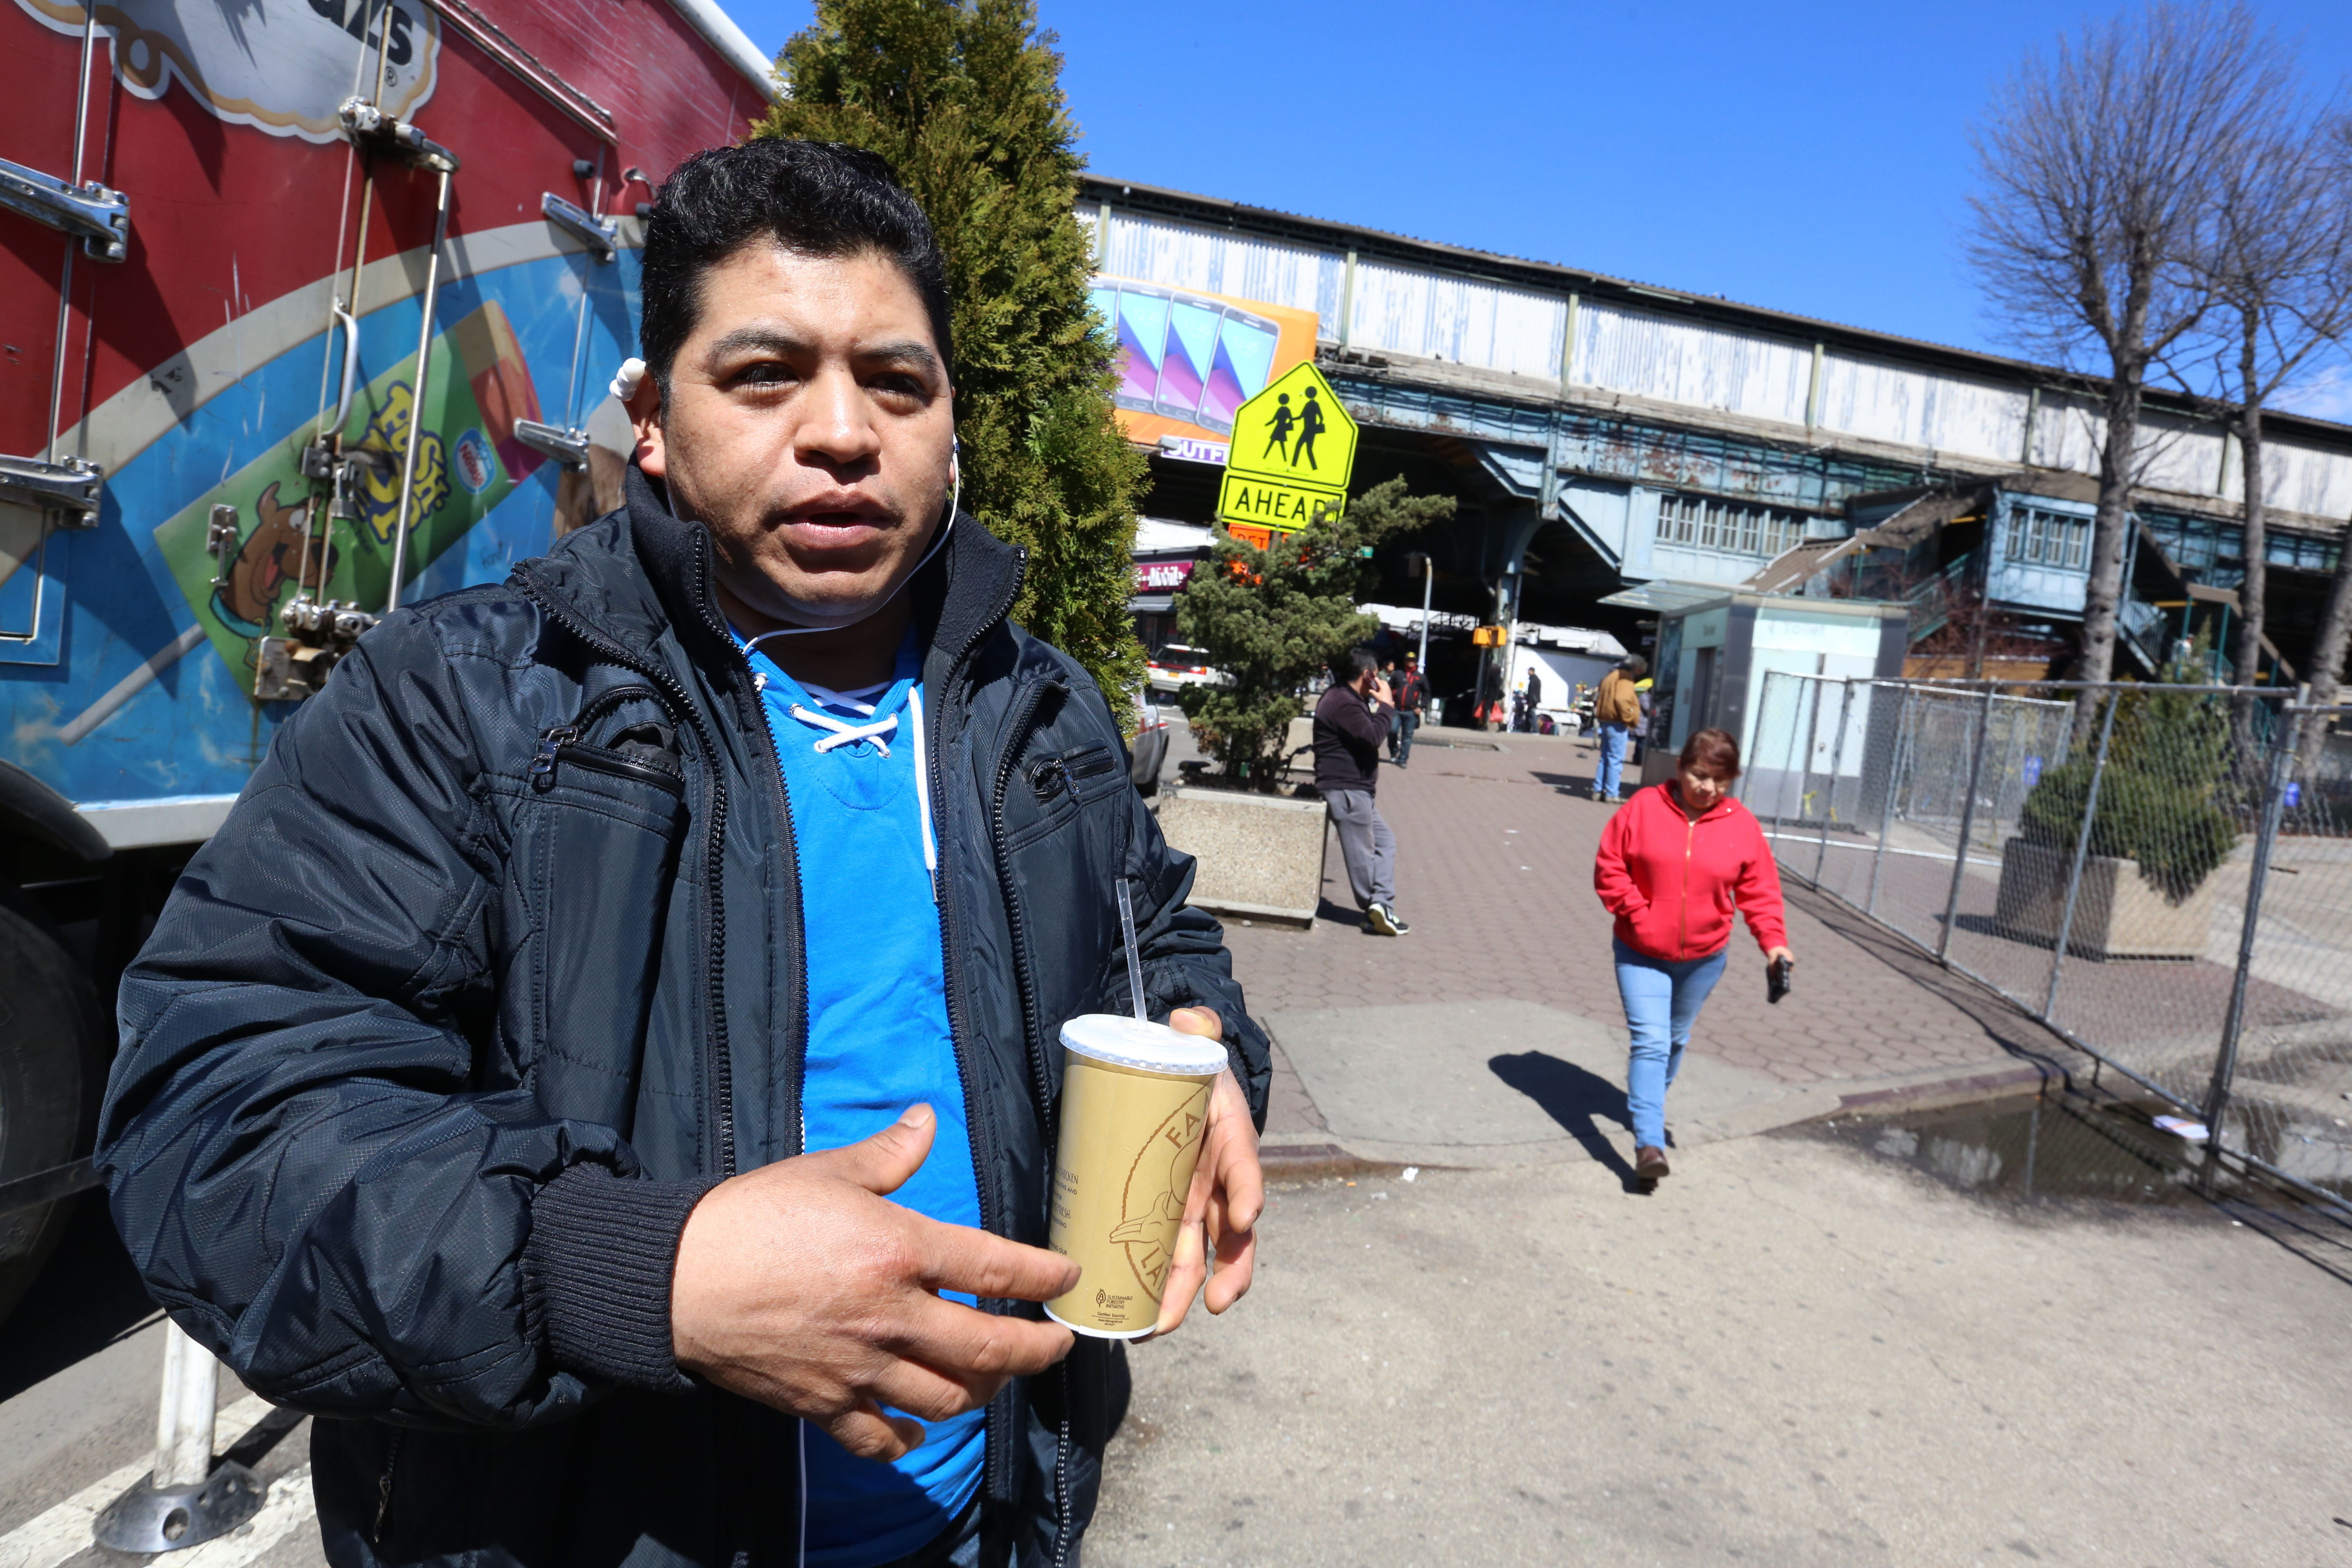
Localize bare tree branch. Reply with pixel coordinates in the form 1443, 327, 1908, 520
1967, 1, 2293, 708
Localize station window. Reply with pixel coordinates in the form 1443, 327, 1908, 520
1656, 493, 1806, 558
2007, 508, 2091, 570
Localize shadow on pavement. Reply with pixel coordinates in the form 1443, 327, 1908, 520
1314, 897, 1365, 930
0, 1191, 160, 1405
1487, 1051, 1643, 1190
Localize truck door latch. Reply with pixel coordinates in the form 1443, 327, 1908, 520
541, 192, 618, 263
0, 454, 104, 526
0, 155, 130, 261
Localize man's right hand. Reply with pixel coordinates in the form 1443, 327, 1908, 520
671, 1104, 1079, 1460
1371, 676, 1394, 706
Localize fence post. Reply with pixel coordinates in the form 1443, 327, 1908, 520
1813, 679, 1855, 886
1779, 675, 1808, 824
1867, 684, 1904, 918
2041, 690, 2118, 1023
2201, 707, 2301, 1185
1937, 686, 1997, 964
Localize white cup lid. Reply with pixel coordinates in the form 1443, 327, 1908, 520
1058, 1013, 1228, 1076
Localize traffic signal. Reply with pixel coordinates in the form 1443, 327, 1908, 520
1471, 625, 1510, 647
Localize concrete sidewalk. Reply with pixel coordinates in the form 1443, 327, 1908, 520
1094, 1131, 2352, 1567
1223, 728, 2084, 1172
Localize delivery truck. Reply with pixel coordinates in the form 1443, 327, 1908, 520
0, 0, 777, 1320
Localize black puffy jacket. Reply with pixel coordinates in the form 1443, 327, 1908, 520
99, 468, 1269, 1568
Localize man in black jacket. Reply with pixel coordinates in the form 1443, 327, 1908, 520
1314, 648, 1410, 936
99, 141, 1268, 1568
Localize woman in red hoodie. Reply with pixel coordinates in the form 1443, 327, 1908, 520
1592, 727, 1793, 1185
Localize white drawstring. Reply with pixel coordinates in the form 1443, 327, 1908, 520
753, 664, 942, 895
907, 685, 936, 878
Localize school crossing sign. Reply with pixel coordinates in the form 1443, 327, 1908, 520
1216, 362, 1357, 543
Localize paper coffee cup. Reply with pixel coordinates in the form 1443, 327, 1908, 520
1045, 1015, 1228, 1339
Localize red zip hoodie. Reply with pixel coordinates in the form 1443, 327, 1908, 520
1593, 782, 1788, 961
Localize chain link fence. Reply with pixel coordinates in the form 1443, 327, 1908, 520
1746, 673, 2352, 1222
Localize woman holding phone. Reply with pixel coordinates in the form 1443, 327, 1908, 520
1591, 728, 1793, 1186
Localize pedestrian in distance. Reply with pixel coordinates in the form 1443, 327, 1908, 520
1591, 654, 1646, 801
96, 140, 1270, 1568
1316, 646, 1411, 936
1523, 665, 1544, 730
1592, 728, 1793, 1187
1629, 676, 1654, 769
1389, 650, 1430, 766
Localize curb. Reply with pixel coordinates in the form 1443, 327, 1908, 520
1256, 1142, 1416, 1182
1811, 1061, 2069, 1125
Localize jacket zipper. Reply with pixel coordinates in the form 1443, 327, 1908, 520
991, 679, 1062, 1129
370, 1430, 403, 1544
921, 583, 1047, 1555
1680, 813, 1694, 959
984, 675, 1081, 1568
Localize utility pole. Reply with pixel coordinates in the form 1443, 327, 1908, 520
1410, 551, 1434, 671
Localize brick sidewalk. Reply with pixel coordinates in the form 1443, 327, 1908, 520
1220, 728, 2076, 1140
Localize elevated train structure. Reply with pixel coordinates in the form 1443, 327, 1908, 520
1086, 176, 2352, 685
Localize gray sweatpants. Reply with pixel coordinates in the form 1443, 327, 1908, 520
1324, 787, 1396, 911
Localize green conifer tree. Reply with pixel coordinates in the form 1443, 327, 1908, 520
1174, 478, 1456, 790
758, 0, 1147, 701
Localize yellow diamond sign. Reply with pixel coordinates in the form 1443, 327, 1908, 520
1217, 362, 1357, 538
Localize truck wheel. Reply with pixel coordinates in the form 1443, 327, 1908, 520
0, 903, 106, 1326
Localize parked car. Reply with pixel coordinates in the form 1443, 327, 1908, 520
1146, 644, 1229, 692
1131, 698, 1171, 795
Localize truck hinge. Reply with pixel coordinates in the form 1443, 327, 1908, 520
0, 155, 129, 261
512, 419, 592, 470
541, 192, 618, 263
339, 98, 460, 173
0, 454, 103, 527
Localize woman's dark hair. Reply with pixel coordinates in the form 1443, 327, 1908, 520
638, 140, 953, 396
1680, 728, 1742, 779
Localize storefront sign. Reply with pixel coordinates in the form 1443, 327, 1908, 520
1133, 558, 1196, 592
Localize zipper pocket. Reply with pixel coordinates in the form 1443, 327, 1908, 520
371, 1429, 404, 1544
529, 684, 684, 795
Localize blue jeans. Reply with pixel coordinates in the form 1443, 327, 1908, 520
1612, 937, 1728, 1149
1595, 721, 1629, 797
1393, 710, 1421, 763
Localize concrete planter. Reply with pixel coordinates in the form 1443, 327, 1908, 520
1993, 839, 2220, 960
1154, 785, 1329, 929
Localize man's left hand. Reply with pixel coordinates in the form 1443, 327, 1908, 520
1152, 1007, 1261, 1336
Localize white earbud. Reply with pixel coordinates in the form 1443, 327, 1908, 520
610, 357, 647, 402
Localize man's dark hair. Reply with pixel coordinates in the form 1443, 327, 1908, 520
1341, 647, 1380, 681
1619, 655, 1649, 677
638, 140, 954, 396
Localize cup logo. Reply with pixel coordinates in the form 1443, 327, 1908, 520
1109, 1094, 1209, 1294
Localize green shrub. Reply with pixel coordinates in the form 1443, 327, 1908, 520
2019, 755, 2238, 902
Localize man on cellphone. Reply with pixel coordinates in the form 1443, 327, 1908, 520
100, 141, 1268, 1568
1316, 646, 1411, 936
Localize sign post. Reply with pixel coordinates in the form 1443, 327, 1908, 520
1215, 363, 1358, 546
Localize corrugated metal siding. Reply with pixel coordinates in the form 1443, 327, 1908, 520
1345, 261, 1566, 380
1572, 303, 1811, 426
1815, 354, 2027, 463
2029, 393, 2106, 476
2262, 440, 2352, 521
1091, 211, 1344, 336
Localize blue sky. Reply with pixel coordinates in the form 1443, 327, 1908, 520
728, 1, 2352, 414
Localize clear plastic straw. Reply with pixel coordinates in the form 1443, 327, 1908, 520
1115, 879, 1148, 1021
